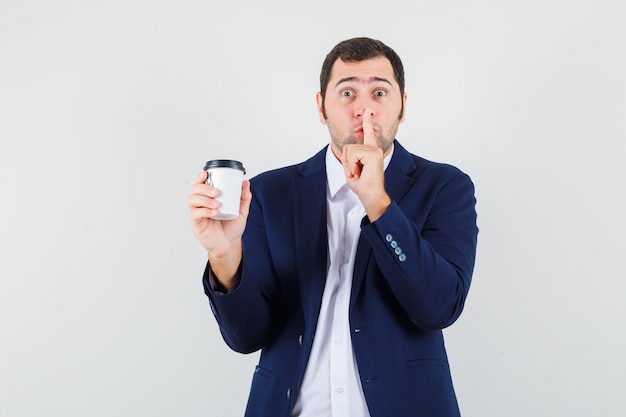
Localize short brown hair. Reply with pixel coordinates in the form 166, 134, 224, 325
319, 37, 405, 106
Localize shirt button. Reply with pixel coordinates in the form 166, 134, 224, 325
337, 387, 344, 393
335, 338, 342, 344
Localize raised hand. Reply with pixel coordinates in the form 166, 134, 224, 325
341, 109, 391, 221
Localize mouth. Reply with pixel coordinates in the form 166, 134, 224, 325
355, 123, 368, 133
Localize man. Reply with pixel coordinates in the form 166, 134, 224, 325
188, 37, 478, 417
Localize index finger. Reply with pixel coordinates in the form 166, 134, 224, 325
191, 170, 217, 197
195, 170, 208, 185
363, 108, 376, 147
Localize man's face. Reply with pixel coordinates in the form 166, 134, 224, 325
316, 56, 407, 160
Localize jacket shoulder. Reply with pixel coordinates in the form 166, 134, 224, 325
250, 146, 327, 190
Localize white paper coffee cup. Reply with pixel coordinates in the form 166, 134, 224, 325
204, 159, 246, 220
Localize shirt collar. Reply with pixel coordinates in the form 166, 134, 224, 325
325, 143, 395, 198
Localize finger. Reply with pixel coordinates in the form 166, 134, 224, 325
190, 206, 218, 222
349, 162, 361, 179
188, 193, 220, 210
341, 145, 361, 179
363, 108, 376, 147
238, 180, 253, 218
195, 170, 208, 185
341, 144, 354, 177
191, 182, 220, 199
192, 170, 219, 197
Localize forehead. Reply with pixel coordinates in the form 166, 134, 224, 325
329, 56, 397, 87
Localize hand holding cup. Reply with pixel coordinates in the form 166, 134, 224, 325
188, 160, 251, 286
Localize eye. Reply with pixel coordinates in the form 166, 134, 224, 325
340, 89, 354, 97
373, 89, 387, 97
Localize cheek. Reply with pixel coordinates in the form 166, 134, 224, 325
325, 106, 352, 123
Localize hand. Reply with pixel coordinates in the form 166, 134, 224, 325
188, 170, 252, 287
341, 109, 391, 221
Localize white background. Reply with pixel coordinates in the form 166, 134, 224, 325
1, 1, 625, 416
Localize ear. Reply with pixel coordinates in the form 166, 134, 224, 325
315, 92, 327, 125
399, 92, 408, 123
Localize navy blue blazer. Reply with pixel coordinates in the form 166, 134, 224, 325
204, 140, 478, 417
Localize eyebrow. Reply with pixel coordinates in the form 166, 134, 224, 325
334, 76, 393, 88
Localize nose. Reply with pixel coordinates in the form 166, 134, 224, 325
354, 106, 375, 119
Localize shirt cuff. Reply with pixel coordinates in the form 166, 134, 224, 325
205, 263, 242, 294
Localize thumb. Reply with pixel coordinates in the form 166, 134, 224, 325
238, 180, 253, 218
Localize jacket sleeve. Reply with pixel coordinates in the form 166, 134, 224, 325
202, 185, 283, 354
360, 168, 478, 331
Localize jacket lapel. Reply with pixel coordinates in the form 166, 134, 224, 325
293, 147, 328, 327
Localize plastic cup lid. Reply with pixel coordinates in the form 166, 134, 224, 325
204, 159, 246, 174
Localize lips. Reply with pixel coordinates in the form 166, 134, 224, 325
354, 126, 375, 137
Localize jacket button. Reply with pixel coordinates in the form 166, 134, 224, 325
390, 240, 398, 248
385, 233, 393, 242
394, 247, 402, 255
286, 388, 292, 399
298, 334, 303, 346
399, 254, 407, 262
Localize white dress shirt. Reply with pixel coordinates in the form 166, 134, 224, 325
292, 145, 393, 417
